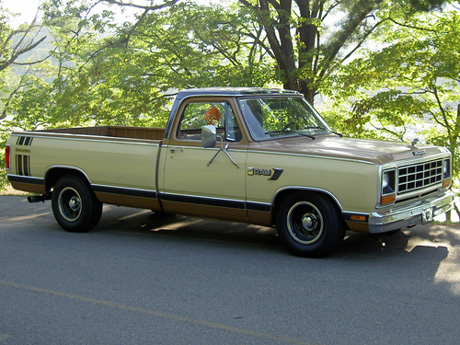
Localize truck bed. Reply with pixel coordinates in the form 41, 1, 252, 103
36, 126, 165, 141
8, 125, 164, 207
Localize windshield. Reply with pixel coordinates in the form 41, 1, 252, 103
238, 96, 331, 141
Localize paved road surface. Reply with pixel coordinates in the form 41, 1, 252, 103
1, 196, 460, 344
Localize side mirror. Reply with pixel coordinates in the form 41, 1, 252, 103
202, 125, 217, 148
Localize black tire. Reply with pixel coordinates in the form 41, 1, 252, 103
276, 192, 345, 258
52, 175, 102, 232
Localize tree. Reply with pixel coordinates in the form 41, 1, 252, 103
326, 7, 460, 169
238, 0, 449, 103
31, 0, 274, 127
0, 7, 46, 71
0, 3, 50, 190
319, 5, 460, 219
1, 3, 48, 120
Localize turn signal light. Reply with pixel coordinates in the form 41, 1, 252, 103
442, 178, 451, 189
380, 194, 396, 206
5, 146, 10, 170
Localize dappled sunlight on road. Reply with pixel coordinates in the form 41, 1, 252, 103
117, 209, 150, 220
147, 217, 204, 232
0, 196, 52, 230
6, 212, 51, 224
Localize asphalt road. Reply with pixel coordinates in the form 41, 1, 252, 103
1, 196, 460, 345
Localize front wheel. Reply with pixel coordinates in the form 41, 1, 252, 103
52, 175, 102, 232
276, 192, 345, 257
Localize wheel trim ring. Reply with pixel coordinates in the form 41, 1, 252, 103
287, 201, 324, 245
58, 186, 83, 223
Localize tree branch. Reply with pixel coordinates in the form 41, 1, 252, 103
0, 9, 48, 72
387, 17, 443, 34
100, 0, 180, 11
322, 0, 383, 69
431, 84, 453, 135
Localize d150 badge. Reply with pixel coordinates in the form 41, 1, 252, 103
413, 150, 427, 156
248, 167, 284, 181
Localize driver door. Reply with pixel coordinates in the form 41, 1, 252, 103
159, 98, 249, 221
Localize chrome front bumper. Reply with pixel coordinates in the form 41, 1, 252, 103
368, 191, 456, 234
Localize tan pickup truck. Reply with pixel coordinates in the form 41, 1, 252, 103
4, 88, 455, 257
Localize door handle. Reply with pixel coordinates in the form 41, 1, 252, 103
170, 148, 184, 153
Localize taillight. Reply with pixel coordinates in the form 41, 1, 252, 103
5, 145, 10, 169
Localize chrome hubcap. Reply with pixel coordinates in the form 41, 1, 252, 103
302, 214, 317, 230
287, 201, 323, 245
68, 196, 80, 211
58, 187, 82, 222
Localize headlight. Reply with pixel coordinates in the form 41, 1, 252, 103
381, 170, 396, 205
382, 170, 396, 194
442, 159, 452, 189
443, 159, 451, 179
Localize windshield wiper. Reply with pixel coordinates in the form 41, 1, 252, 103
290, 131, 316, 140
268, 129, 316, 140
304, 126, 326, 131
304, 126, 343, 138
289, 126, 327, 139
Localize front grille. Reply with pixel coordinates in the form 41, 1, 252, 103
398, 159, 443, 195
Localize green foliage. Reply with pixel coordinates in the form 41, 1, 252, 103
239, 0, 452, 103
25, 1, 275, 129
322, 6, 460, 181
408, 0, 447, 11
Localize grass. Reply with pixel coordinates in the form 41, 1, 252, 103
0, 184, 29, 196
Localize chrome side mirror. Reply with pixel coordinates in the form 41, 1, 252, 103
202, 125, 217, 148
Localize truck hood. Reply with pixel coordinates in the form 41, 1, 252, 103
249, 135, 449, 165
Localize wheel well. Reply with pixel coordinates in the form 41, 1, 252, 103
271, 189, 342, 225
45, 168, 90, 193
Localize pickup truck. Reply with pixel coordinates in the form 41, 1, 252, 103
4, 88, 455, 257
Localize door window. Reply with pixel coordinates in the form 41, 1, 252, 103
176, 101, 242, 142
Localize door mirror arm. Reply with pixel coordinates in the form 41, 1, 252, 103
202, 125, 239, 168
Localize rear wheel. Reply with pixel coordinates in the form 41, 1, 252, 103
276, 192, 345, 257
52, 175, 102, 232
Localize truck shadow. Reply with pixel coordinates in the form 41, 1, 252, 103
98, 205, 457, 262
339, 226, 460, 304
2, 197, 456, 264
340, 226, 453, 263
97, 205, 282, 249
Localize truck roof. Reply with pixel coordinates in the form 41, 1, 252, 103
175, 87, 300, 100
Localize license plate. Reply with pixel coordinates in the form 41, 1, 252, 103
421, 207, 434, 224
